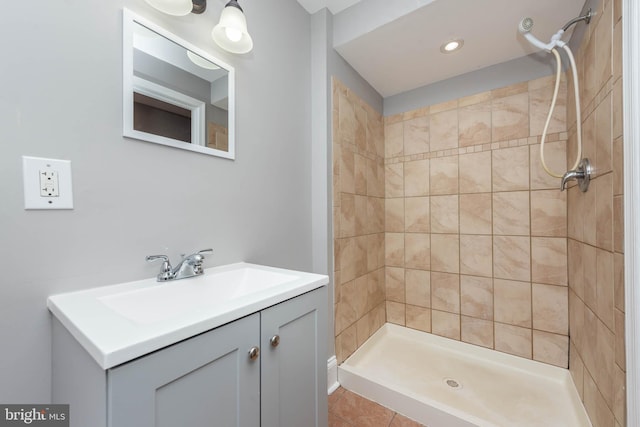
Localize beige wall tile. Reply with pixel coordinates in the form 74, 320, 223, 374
492, 146, 529, 191
531, 189, 567, 237
432, 310, 461, 340
493, 191, 530, 236
612, 79, 623, 142
335, 324, 357, 364
406, 305, 431, 333
340, 147, 355, 194
404, 116, 430, 156
583, 179, 597, 246
430, 109, 459, 151
595, 95, 613, 175
355, 154, 368, 195
385, 121, 403, 158
492, 82, 528, 99
596, 248, 615, 331
404, 159, 430, 197
614, 308, 625, 370
386, 301, 406, 326
431, 234, 460, 273
533, 330, 568, 368
461, 316, 494, 348
492, 93, 529, 142
338, 90, 357, 144
430, 195, 459, 233
385, 233, 405, 267
584, 370, 616, 427
614, 252, 624, 312
460, 275, 493, 320
570, 341, 585, 399
340, 193, 355, 238
583, 244, 597, 312
530, 141, 567, 190
493, 236, 531, 282
595, 0, 613, 90
595, 318, 616, 409
529, 75, 567, 136
532, 283, 568, 334
405, 196, 430, 233
406, 269, 431, 308
430, 99, 458, 114
568, 239, 584, 299
613, 136, 623, 196
494, 279, 532, 327
596, 173, 614, 251
385, 198, 405, 232
531, 237, 568, 286
459, 193, 492, 234
614, 363, 626, 425
354, 195, 367, 235
368, 197, 385, 234
366, 234, 381, 272
459, 91, 491, 108
431, 272, 460, 313
459, 101, 491, 147
430, 156, 459, 195
385, 163, 404, 198
495, 323, 532, 359
385, 267, 405, 303
459, 151, 492, 193
404, 233, 431, 270
460, 235, 493, 277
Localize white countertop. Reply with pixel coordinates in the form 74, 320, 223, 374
47, 262, 328, 369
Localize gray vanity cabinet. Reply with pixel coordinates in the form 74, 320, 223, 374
108, 313, 261, 427
260, 287, 328, 427
52, 287, 327, 427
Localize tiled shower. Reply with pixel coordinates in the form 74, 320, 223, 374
332, 0, 625, 425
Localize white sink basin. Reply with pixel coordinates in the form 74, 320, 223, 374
99, 266, 297, 324
47, 262, 328, 369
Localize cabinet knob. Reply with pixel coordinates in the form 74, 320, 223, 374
248, 346, 260, 361
270, 335, 280, 347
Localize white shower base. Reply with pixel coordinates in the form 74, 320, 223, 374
338, 323, 591, 427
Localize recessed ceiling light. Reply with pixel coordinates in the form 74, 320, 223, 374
440, 39, 464, 54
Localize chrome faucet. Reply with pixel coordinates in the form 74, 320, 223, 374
560, 158, 592, 192
146, 249, 213, 281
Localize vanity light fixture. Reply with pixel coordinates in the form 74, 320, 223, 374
440, 39, 464, 54
211, 0, 253, 54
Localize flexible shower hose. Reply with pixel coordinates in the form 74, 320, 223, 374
540, 45, 582, 178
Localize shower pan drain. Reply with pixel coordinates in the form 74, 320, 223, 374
444, 378, 462, 390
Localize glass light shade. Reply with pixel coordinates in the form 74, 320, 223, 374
212, 5, 253, 54
144, 0, 193, 16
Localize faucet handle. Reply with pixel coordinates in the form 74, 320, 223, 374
145, 255, 174, 281
197, 249, 214, 256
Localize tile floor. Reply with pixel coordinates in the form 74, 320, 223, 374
329, 387, 426, 427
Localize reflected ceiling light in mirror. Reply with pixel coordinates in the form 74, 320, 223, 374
187, 50, 221, 70
212, 1, 253, 54
144, 0, 193, 16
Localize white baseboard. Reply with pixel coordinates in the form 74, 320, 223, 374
327, 355, 339, 394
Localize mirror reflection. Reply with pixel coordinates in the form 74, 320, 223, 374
123, 10, 235, 159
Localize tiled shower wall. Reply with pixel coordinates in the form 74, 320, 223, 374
566, 0, 626, 425
333, 79, 386, 364
382, 75, 571, 368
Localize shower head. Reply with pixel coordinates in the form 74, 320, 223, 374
519, 17, 534, 33
517, 16, 556, 52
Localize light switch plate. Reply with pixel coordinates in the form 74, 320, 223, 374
23, 156, 73, 210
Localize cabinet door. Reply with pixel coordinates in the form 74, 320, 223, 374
108, 313, 260, 427
260, 287, 328, 427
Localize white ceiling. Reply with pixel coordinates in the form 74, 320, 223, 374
297, 0, 587, 97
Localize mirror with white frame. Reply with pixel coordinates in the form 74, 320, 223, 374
123, 9, 235, 159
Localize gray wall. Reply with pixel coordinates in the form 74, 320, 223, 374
0, 0, 312, 402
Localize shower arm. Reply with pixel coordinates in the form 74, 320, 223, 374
562, 8, 592, 32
